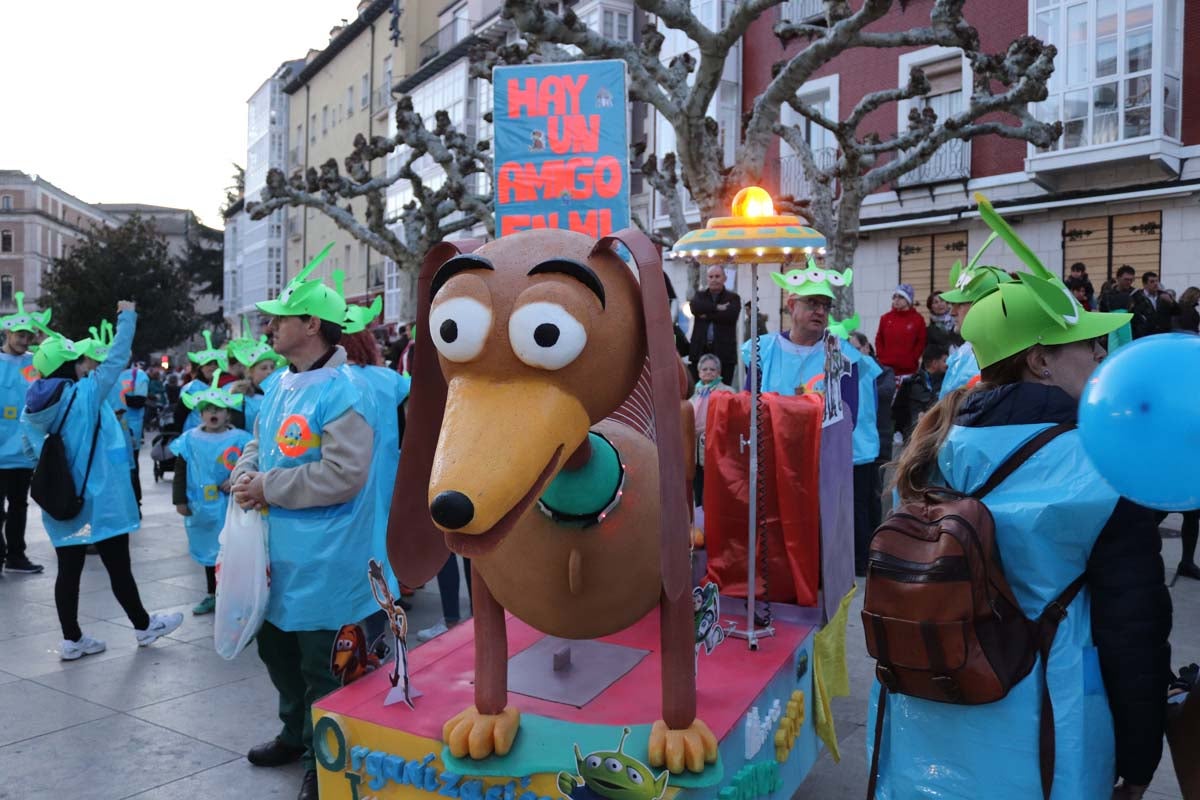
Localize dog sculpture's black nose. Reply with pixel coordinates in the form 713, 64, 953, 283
431, 490, 475, 530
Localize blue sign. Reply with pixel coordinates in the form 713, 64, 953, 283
493, 60, 630, 239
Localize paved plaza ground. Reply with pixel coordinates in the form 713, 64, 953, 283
0, 450, 1195, 798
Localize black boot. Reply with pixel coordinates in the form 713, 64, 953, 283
247, 737, 305, 767
1177, 562, 1200, 580
298, 769, 319, 800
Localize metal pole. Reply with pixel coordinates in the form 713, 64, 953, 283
746, 261, 759, 649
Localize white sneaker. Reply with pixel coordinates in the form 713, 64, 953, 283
61, 634, 107, 661
135, 612, 184, 646
417, 620, 450, 642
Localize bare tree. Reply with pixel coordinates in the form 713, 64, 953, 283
245, 96, 493, 281
500, 0, 1062, 313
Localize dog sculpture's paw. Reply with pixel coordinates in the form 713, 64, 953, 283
443, 705, 521, 760
647, 718, 718, 774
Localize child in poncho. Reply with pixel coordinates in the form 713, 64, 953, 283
170, 373, 251, 614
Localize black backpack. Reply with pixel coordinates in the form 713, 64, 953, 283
31, 385, 102, 522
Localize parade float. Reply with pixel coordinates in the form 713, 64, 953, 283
311, 60, 854, 800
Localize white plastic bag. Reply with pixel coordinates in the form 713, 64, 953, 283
213, 503, 270, 660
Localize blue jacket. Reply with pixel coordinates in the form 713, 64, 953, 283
939, 342, 979, 398
868, 383, 1170, 798
20, 311, 140, 546
0, 351, 37, 469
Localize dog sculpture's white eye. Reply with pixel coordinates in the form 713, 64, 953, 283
509, 302, 587, 370
430, 297, 492, 362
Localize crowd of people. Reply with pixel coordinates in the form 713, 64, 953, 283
0, 234, 1192, 799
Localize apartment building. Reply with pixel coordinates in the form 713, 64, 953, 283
743, 0, 1195, 337
225, 59, 306, 323
284, 0, 414, 311
0, 171, 118, 313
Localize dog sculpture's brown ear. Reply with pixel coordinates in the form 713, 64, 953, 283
591, 229, 690, 604
387, 239, 482, 589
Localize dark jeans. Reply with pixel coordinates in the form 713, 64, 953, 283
54, 534, 150, 641
853, 461, 882, 574
437, 555, 472, 624
256, 621, 339, 771
0, 467, 33, 564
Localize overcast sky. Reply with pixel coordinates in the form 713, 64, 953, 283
1, 1, 355, 229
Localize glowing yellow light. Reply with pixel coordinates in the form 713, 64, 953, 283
728, 248, 738, 256
731, 186, 776, 219
707, 249, 716, 257
818, 247, 827, 255
755, 248, 766, 257
782, 247, 793, 255
804, 247, 813, 255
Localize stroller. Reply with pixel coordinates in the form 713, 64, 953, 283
150, 428, 178, 482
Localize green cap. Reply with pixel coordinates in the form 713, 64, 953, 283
229, 334, 286, 369
771, 256, 852, 301
940, 232, 1015, 304
343, 296, 382, 335
255, 243, 347, 324
32, 331, 84, 377
0, 292, 51, 333
188, 330, 229, 371
962, 194, 1130, 369
828, 313, 861, 341
181, 370, 244, 411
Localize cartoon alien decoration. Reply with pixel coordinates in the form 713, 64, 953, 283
557, 728, 669, 800
693, 583, 725, 674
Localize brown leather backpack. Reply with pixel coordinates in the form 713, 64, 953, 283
863, 423, 1084, 800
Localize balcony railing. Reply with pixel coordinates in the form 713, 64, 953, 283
781, 0, 824, 24
894, 139, 971, 188
420, 18, 472, 64
778, 147, 838, 202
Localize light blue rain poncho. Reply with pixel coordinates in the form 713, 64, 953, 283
249, 364, 378, 631
0, 351, 37, 471
851, 354, 883, 464
867, 418, 1120, 799
939, 342, 980, 398
347, 363, 411, 593
21, 310, 141, 546
108, 367, 151, 450
170, 426, 252, 566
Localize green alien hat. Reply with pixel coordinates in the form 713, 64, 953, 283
256, 242, 347, 325
188, 330, 229, 371
771, 256, 852, 301
180, 370, 244, 411
828, 313, 861, 341
229, 334, 286, 369
343, 296, 382, 335
940, 232, 1015, 304
77, 319, 114, 363
30, 322, 84, 378
962, 194, 1130, 369
0, 292, 51, 333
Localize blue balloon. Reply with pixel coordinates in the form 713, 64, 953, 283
1079, 333, 1200, 511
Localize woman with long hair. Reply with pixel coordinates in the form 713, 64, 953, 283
874, 274, 1172, 799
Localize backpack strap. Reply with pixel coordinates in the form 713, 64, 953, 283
865, 684, 888, 800
53, 383, 80, 435
972, 422, 1075, 500
1035, 573, 1087, 800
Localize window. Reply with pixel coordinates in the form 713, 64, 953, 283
322, 105, 329, 135
361, 74, 370, 108
603, 9, 631, 41
347, 86, 355, 117
779, 76, 839, 200
1033, 0, 1184, 149
0, 196, 10, 211
0, 231, 11, 253
0, 275, 11, 304
898, 231, 970, 306
1062, 211, 1161, 280
311, 114, 317, 143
